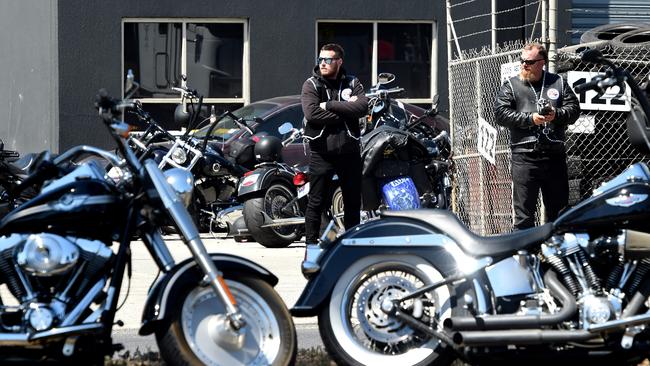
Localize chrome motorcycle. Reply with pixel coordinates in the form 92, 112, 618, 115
292, 49, 650, 365
0, 91, 296, 365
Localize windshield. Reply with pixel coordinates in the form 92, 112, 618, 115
193, 102, 278, 140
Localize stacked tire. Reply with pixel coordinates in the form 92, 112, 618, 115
580, 23, 650, 44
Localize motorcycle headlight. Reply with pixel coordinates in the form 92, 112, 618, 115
163, 168, 194, 207
171, 148, 188, 165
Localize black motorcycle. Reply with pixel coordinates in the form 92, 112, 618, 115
362, 75, 452, 211
125, 84, 265, 234
0, 91, 296, 365
292, 49, 650, 365
0, 139, 45, 217
237, 123, 315, 248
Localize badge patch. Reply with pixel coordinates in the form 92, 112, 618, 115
341, 88, 352, 101
546, 88, 560, 100
605, 193, 648, 208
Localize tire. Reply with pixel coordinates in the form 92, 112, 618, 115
243, 183, 302, 248
580, 23, 649, 43
156, 273, 297, 366
610, 27, 650, 48
318, 255, 456, 366
330, 186, 345, 229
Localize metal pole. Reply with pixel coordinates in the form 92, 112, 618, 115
446, 0, 463, 60
541, 0, 547, 43
446, 0, 452, 62
476, 60, 485, 235
491, 0, 496, 53
549, 0, 558, 72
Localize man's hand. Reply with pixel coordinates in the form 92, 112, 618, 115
532, 108, 556, 126
319, 102, 326, 110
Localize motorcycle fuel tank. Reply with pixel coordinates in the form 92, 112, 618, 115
555, 163, 650, 233
0, 163, 123, 237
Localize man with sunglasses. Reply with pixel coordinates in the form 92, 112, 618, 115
301, 43, 368, 245
495, 42, 580, 230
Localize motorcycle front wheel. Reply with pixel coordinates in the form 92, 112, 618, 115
156, 272, 297, 366
319, 255, 455, 366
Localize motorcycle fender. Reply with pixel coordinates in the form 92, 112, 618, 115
290, 242, 456, 317
237, 166, 294, 199
138, 253, 278, 336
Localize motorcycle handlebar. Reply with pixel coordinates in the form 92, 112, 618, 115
366, 87, 405, 99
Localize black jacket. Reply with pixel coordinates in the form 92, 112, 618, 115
301, 66, 368, 154
495, 71, 580, 153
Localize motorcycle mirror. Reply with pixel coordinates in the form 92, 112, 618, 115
430, 95, 440, 115
278, 122, 294, 135
377, 73, 395, 85
124, 69, 140, 99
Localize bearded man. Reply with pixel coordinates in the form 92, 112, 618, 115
495, 42, 580, 230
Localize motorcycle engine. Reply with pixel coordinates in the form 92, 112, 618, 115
540, 233, 624, 329
0, 233, 113, 331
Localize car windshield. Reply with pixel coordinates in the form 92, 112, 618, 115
193, 102, 278, 140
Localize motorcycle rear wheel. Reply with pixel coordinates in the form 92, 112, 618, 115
243, 183, 302, 248
319, 255, 455, 366
156, 273, 297, 366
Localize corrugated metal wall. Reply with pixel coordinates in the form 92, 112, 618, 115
571, 0, 650, 44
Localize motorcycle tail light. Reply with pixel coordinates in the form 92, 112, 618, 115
293, 172, 307, 186
243, 170, 254, 176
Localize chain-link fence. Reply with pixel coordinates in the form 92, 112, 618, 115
450, 40, 650, 235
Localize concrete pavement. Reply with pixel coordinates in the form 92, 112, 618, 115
114, 233, 321, 351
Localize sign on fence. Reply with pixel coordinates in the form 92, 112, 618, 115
568, 71, 631, 112
477, 116, 497, 165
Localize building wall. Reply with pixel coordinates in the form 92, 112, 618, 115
57, 0, 445, 151
0, 0, 58, 154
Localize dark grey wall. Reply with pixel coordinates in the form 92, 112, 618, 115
0, 0, 58, 155
57, 0, 446, 151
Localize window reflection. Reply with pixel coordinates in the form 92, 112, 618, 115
186, 23, 244, 98
124, 23, 182, 98
378, 24, 431, 98
317, 23, 373, 89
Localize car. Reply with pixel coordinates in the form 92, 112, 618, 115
193, 95, 449, 168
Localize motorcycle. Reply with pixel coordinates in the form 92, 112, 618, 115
0, 139, 47, 217
291, 49, 650, 365
125, 81, 264, 234
237, 123, 328, 248
362, 74, 452, 211
0, 90, 296, 364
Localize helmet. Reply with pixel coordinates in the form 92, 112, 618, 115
254, 135, 283, 163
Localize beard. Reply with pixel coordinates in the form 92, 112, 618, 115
519, 69, 540, 82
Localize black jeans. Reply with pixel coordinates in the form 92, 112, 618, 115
305, 150, 362, 243
511, 151, 569, 230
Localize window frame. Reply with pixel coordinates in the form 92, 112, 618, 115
315, 20, 438, 104
121, 18, 250, 106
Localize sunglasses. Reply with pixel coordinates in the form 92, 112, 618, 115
520, 58, 544, 65
317, 57, 340, 65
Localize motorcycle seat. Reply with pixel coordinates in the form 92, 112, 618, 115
381, 209, 554, 258
8, 153, 37, 176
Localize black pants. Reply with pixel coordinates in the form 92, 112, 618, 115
305, 150, 362, 243
511, 151, 569, 230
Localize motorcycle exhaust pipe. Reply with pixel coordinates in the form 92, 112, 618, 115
444, 271, 576, 330
454, 312, 650, 346
453, 329, 594, 346
0, 323, 102, 346
260, 215, 305, 228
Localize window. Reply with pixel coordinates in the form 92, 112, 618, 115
318, 21, 436, 103
123, 19, 248, 130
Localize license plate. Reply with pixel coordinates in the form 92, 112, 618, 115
297, 182, 310, 199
